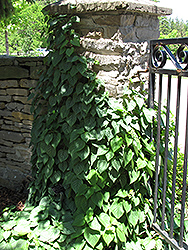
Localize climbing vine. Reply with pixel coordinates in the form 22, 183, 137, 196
0, 13, 162, 250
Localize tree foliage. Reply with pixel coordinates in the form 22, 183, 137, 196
159, 16, 188, 39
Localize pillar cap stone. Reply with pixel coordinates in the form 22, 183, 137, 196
43, 0, 172, 17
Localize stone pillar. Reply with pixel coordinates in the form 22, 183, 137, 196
44, 0, 172, 96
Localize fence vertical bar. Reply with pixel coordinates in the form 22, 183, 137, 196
161, 75, 172, 230
179, 87, 188, 248
170, 76, 182, 238
154, 74, 163, 223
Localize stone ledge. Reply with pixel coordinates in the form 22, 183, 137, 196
44, 0, 172, 17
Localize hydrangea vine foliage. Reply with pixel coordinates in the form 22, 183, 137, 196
0, 13, 160, 250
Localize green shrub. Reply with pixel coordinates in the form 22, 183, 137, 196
0, 13, 163, 250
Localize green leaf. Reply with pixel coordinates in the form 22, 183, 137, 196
73, 213, 85, 226
39, 226, 60, 242
61, 222, 75, 235
124, 149, 133, 167
70, 65, 78, 76
116, 227, 126, 242
111, 202, 124, 219
66, 47, 74, 57
50, 170, 62, 184
3, 231, 11, 240
136, 158, 147, 170
123, 201, 132, 213
110, 136, 123, 153
111, 158, 121, 171
77, 63, 87, 75
61, 83, 73, 97
71, 178, 83, 193
84, 228, 101, 248
67, 113, 77, 127
91, 192, 103, 208
103, 230, 114, 246
89, 217, 101, 231
97, 145, 109, 156
52, 133, 61, 148
85, 208, 94, 223
97, 213, 111, 228
143, 107, 155, 123
127, 100, 136, 111
58, 149, 68, 162
129, 210, 139, 227
45, 134, 53, 145
77, 146, 90, 161
53, 69, 60, 87
71, 37, 80, 47
97, 158, 108, 174
129, 169, 140, 184
49, 95, 57, 107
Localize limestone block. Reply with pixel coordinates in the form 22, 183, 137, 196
0, 138, 14, 147
81, 38, 124, 55
92, 15, 120, 26
0, 95, 11, 102
12, 111, 34, 121
0, 102, 5, 109
6, 88, 28, 96
23, 133, 31, 138
4, 116, 20, 122
6, 102, 24, 111
0, 110, 12, 117
13, 96, 32, 104
19, 79, 37, 89
0, 130, 24, 142
136, 27, 159, 40
0, 66, 29, 79
4, 120, 13, 124
120, 14, 136, 26
1, 124, 20, 132
0, 89, 6, 95
0, 80, 18, 88
23, 120, 33, 126
0, 145, 15, 154
0, 56, 14, 66
23, 104, 32, 114
30, 66, 46, 79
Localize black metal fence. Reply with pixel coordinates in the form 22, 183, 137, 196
149, 38, 188, 249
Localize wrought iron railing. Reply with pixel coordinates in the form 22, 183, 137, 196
149, 38, 188, 250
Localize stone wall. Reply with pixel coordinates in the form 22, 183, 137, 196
0, 56, 45, 190
0, 0, 171, 190
44, 0, 172, 96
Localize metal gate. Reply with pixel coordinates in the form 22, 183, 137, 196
149, 38, 188, 249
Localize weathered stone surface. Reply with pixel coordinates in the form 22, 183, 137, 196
0, 66, 29, 79
0, 131, 24, 142
0, 146, 15, 154
23, 104, 31, 114
6, 102, 24, 111
0, 56, 14, 66
44, 0, 172, 16
1, 124, 20, 132
0, 138, 14, 147
19, 79, 37, 88
30, 65, 45, 79
13, 96, 32, 104
12, 111, 33, 121
6, 88, 28, 96
0, 102, 5, 109
0, 95, 11, 102
0, 110, 12, 117
0, 80, 18, 88
0, 89, 6, 95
